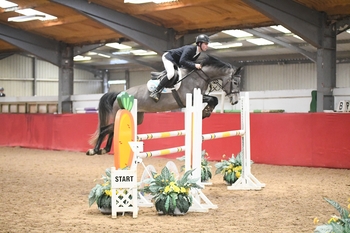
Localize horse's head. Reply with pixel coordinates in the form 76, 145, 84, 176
225, 66, 242, 105
201, 55, 241, 105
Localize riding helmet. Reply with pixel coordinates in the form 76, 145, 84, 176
196, 34, 210, 45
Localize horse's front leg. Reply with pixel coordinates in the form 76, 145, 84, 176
137, 112, 144, 125
202, 95, 218, 119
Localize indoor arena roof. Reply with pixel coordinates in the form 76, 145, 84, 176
0, 0, 350, 71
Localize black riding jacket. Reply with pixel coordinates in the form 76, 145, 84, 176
164, 45, 200, 70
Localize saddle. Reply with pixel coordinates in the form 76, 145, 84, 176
147, 65, 182, 93
150, 69, 180, 88
147, 67, 185, 107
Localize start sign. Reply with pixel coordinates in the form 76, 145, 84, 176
111, 167, 137, 189
110, 167, 138, 218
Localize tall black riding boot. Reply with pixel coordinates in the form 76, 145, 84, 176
150, 77, 169, 102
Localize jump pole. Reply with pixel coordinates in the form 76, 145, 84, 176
189, 90, 265, 190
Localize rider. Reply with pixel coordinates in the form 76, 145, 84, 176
149, 34, 210, 102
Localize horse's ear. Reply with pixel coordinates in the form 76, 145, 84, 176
234, 66, 244, 76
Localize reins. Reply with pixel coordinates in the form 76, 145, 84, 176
174, 69, 196, 85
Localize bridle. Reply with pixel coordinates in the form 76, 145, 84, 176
196, 68, 238, 96
174, 65, 239, 96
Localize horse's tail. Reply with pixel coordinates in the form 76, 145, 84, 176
89, 92, 119, 146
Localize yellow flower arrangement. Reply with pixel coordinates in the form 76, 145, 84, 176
140, 166, 202, 215
215, 152, 249, 185
314, 197, 350, 233
88, 168, 132, 214
88, 168, 112, 210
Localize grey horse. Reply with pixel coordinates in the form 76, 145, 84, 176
87, 55, 242, 156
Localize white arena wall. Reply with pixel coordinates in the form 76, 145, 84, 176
0, 54, 349, 113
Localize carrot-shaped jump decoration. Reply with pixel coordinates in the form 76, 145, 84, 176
114, 92, 135, 169
117, 92, 134, 111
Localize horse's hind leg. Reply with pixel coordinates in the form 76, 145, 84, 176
86, 124, 114, 156
100, 131, 114, 155
202, 95, 218, 119
86, 132, 106, 156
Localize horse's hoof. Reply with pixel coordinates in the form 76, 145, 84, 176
86, 149, 96, 156
202, 106, 213, 119
97, 149, 107, 155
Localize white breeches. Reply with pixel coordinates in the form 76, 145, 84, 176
162, 52, 175, 80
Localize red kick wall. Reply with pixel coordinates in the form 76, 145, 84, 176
1, 112, 349, 169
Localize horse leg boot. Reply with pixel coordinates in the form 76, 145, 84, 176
149, 77, 169, 102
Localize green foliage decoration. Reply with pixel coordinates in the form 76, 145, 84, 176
215, 152, 252, 185
314, 197, 350, 233
177, 150, 212, 182
140, 166, 203, 215
88, 168, 112, 209
200, 150, 212, 182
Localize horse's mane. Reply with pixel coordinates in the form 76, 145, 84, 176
201, 55, 232, 69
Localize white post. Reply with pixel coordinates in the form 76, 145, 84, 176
228, 92, 265, 190
185, 93, 193, 172
188, 88, 218, 212
192, 88, 203, 183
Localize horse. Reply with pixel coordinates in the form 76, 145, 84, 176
86, 55, 242, 155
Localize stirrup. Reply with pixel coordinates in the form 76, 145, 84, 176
150, 91, 161, 102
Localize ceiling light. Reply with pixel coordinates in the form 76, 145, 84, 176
8, 8, 57, 22
152, 0, 177, 3
209, 42, 242, 49
222, 30, 253, 38
106, 43, 132, 50
97, 53, 111, 58
109, 59, 128, 65
131, 50, 157, 56
270, 25, 291, 33
293, 35, 304, 40
8, 15, 46, 22
247, 38, 274, 45
347, 30, 350, 34
86, 52, 97, 55
108, 80, 126, 85
124, 0, 177, 4
112, 51, 131, 55
16, 9, 57, 20
0, 0, 17, 8
125, 0, 153, 3
74, 55, 91, 61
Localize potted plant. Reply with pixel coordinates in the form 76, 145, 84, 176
88, 168, 112, 214
215, 152, 251, 185
313, 197, 350, 233
201, 150, 212, 182
140, 166, 202, 215
177, 150, 212, 183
